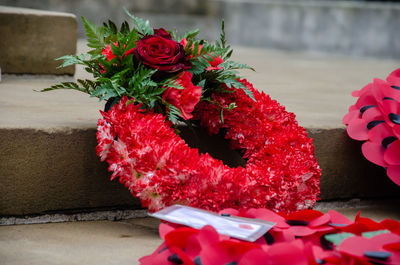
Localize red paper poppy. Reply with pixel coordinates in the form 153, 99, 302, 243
339, 233, 400, 265
343, 68, 400, 186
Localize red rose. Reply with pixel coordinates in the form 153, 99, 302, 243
135, 35, 190, 73
163, 71, 202, 120
154, 28, 172, 39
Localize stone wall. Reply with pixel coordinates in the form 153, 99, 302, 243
212, 0, 400, 59
1, 0, 399, 58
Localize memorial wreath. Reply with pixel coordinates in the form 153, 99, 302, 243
42, 9, 321, 212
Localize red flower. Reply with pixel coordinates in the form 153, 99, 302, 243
153, 28, 172, 39
101, 42, 136, 61
206, 55, 224, 71
135, 35, 190, 73
140, 208, 400, 265
334, 212, 385, 235
102, 43, 117, 61
339, 233, 400, 265
180, 38, 203, 58
343, 68, 400, 186
162, 71, 202, 120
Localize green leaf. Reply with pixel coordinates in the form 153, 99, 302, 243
220, 20, 226, 49
228, 102, 236, 110
221, 61, 255, 71
124, 7, 153, 35
224, 49, 233, 60
166, 104, 182, 124
324, 233, 354, 247
184, 29, 200, 40
362, 230, 390, 238
91, 81, 123, 101
189, 59, 209, 75
105, 20, 118, 34
38, 80, 97, 95
161, 78, 185, 90
120, 21, 130, 35
197, 79, 206, 89
81, 16, 105, 51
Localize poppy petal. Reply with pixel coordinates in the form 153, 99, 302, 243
165, 227, 199, 248
343, 110, 360, 125
380, 219, 400, 234
384, 140, 400, 165
355, 94, 377, 109
286, 210, 324, 222
326, 210, 353, 226
159, 223, 176, 239
339, 233, 400, 264
347, 119, 368, 140
386, 166, 400, 186
352, 83, 372, 97
362, 107, 383, 123
362, 142, 389, 167
309, 214, 331, 228
387, 68, 400, 86
392, 126, 400, 138
368, 123, 393, 143
237, 249, 269, 265
289, 226, 317, 237
384, 242, 400, 252
246, 208, 289, 229
265, 240, 309, 265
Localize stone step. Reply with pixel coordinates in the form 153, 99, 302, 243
0, 41, 399, 216
0, 201, 399, 265
0, 6, 77, 75
2, 1, 400, 58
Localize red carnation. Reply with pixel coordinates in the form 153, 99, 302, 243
163, 71, 202, 120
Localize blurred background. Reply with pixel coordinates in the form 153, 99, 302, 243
1, 0, 399, 59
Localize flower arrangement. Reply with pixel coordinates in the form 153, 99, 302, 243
141, 207, 400, 265
343, 68, 400, 186
42, 10, 321, 212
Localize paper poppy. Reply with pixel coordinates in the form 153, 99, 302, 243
343, 68, 400, 185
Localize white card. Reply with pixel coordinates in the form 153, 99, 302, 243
149, 205, 275, 242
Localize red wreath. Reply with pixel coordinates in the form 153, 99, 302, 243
96, 79, 320, 213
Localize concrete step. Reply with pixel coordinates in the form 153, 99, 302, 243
0, 6, 77, 75
1, 41, 399, 216
0, 201, 399, 265
2, 0, 400, 58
